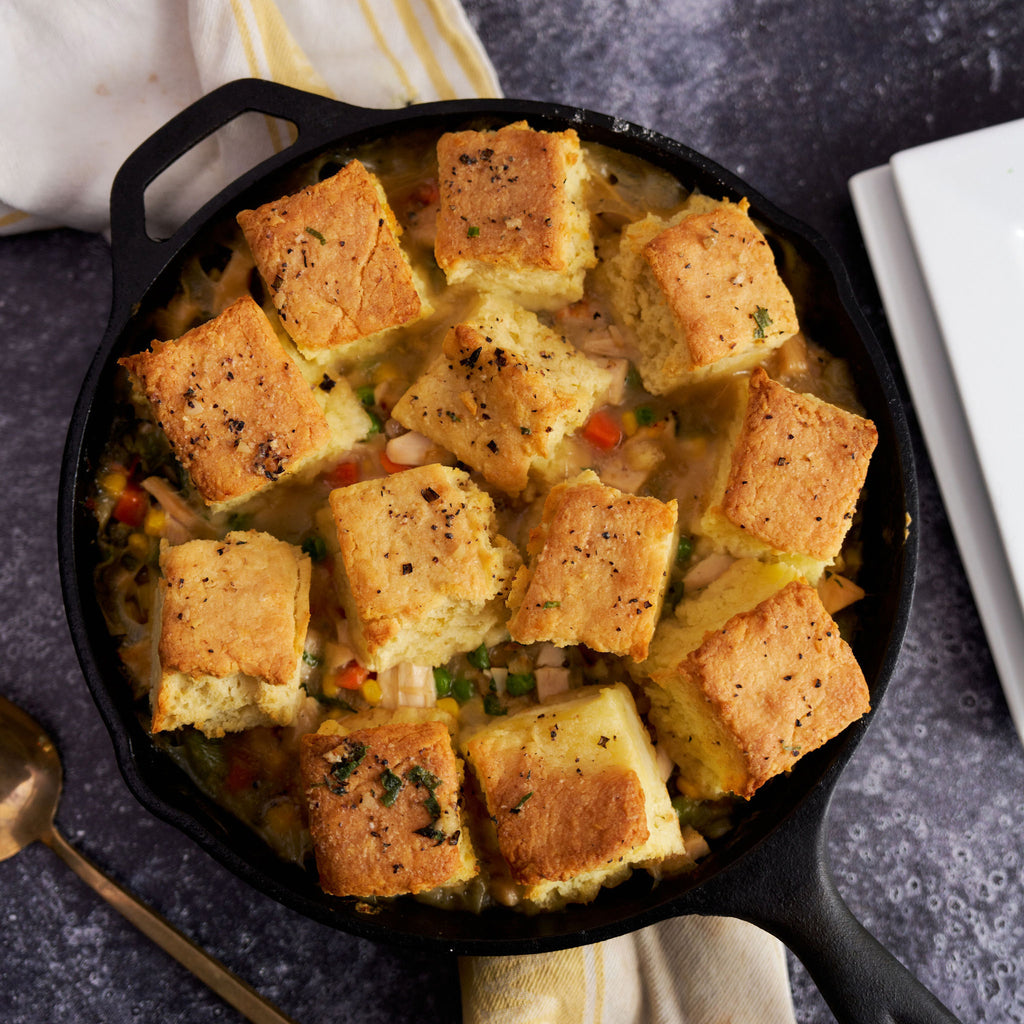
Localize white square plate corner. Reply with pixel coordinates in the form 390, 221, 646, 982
850, 122, 1024, 743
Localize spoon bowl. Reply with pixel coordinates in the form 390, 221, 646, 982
0, 694, 63, 861
0, 692, 295, 1024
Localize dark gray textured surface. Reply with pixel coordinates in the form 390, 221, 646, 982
2, 2, 1023, 1021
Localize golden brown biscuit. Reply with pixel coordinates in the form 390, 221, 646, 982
701, 368, 877, 577
151, 531, 310, 736
119, 296, 334, 508
507, 471, 678, 661
326, 464, 521, 671
237, 159, 423, 358
639, 559, 870, 799
435, 122, 595, 309
464, 683, 686, 909
604, 197, 799, 391
391, 298, 612, 496
301, 720, 476, 898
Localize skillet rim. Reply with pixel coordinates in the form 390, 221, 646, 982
57, 84, 918, 955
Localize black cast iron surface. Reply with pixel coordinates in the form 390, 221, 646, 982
2, 1, 1023, 1022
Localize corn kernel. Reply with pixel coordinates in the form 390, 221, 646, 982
100, 471, 128, 497
362, 678, 382, 706
373, 361, 400, 384
322, 674, 339, 699
143, 507, 166, 537
436, 697, 460, 719
621, 410, 638, 437
127, 533, 150, 559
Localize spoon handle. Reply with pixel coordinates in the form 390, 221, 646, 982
43, 826, 299, 1024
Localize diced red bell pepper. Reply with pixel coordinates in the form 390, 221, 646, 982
581, 408, 623, 451
335, 662, 370, 691
112, 484, 148, 527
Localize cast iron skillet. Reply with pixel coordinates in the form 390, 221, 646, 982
58, 79, 957, 1024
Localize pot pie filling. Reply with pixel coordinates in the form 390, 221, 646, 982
92, 121, 876, 912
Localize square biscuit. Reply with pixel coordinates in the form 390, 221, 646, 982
701, 367, 878, 578
326, 464, 521, 671
639, 558, 870, 799
391, 298, 612, 496
237, 159, 424, 359
507, 470, 678, 661
463, 683, 685, 909
119, 296, 338, 509
151, 530, 310, 736
301, 720, 477, 898
434, 121, 595, 310
605, 197, 799, 392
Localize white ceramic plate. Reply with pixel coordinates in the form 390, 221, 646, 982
850, 123, 1024, 743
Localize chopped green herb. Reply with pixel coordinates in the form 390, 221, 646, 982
446, 411, 462, 423
468, 643, 491, 671
414, 824, 447, 843
451, 675, 475, 703
301, 535, 328, 562
467, 225, 480, 237
406, 765, 441, 790
542, 600, 561, 609
406, 765, 442, 819
483, 693, 508, 716
506, 672, 536, 697
327, 741, 367, 792
355, 385, 375, 407
676, 535, 693, 566
752, 305, 773, 339
634, 405, 656, 427
510, 792, 533, 813
433, 666, 453, 698
520, 426, 532, 435
305, 226, 327, 245
364, 410, 383, 437
379, 768, 403, 806
301, 650, 322, 667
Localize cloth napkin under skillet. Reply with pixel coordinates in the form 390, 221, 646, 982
0, 2, 798, 1020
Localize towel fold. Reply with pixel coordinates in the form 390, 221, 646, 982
0, 2, 798, 1020
461, 917, 797, 1024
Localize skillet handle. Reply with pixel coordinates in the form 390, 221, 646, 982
689, 775, 961, 1024
106, 78, 380, 323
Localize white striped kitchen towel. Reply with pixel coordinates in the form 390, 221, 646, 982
0, 0, 500, 237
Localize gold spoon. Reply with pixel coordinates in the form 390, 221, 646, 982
0, 692, 298, 1024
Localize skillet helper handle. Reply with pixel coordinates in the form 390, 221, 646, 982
106, 78, 378, 321
43, 824, 298, 1024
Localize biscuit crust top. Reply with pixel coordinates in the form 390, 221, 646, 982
327, 464, 509, 623
120, 296, 331, 505
476, 749, 647, 885
435, 122, 585, 274
301, 721, 466, 897
683, 579, 870, 797
157, 530, 309, 687
644, 202, 799, 369
721, 368, 878, 560
237, 159, 422, 353
392, 305, 611, 495
509, 473, 678, 660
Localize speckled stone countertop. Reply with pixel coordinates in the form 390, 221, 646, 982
2, 2, 1022, 1022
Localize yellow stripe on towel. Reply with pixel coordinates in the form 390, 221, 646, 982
358, 0, 420, 103
247, 0, 336, 101
393, 0, 458, 100
422, 0, 500, 97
